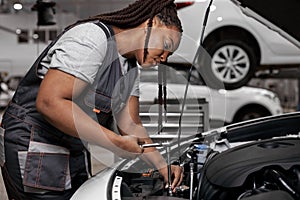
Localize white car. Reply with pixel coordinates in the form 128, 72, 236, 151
139, 67, 283, 131
171, 0, 300, 89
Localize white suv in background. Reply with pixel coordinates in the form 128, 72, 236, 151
171, 0, 300, 90
139, 67, 283, 129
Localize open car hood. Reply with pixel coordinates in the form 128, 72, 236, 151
231, 0, 300, 49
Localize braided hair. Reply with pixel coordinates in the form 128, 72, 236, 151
68, 0, 182, 62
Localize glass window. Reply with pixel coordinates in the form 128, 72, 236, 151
17, 29, 29, 43
33, 30, 46, 43
49, 29, 58, 41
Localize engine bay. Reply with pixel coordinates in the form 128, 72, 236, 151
113, 138, 300, 200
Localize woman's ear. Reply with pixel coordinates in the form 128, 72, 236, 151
152, 16, 163, 27
142, 16, 162, 31
141, 19, 150, 33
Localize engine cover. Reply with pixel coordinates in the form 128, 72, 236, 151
205, 138, 300, 187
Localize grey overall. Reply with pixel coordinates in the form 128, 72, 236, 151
0, 22, 137, 200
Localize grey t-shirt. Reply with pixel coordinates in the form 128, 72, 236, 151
40, 22, 140, 96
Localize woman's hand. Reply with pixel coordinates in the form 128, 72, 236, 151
114, 135, 144, 159
159, 164, 184, 192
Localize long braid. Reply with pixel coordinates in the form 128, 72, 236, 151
71, 0, 158, 28
67, 0, 182, 61
143, 16, 154, 62
99, 0, 158, 21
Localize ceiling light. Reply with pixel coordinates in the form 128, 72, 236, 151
13, 2, 23, 10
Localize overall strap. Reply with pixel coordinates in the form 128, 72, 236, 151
95, 21, 112, 39
80, 21, 138, 124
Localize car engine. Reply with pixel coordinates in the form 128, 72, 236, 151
113, 137, 300, 200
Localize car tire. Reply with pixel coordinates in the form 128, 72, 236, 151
233, 105, 271, 123
203, 39, 257, 90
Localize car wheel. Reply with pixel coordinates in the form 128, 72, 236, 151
233, 105, 271, 123
204, 39, 257, 90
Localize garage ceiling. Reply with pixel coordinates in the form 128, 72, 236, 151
3, 0, 135, 18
